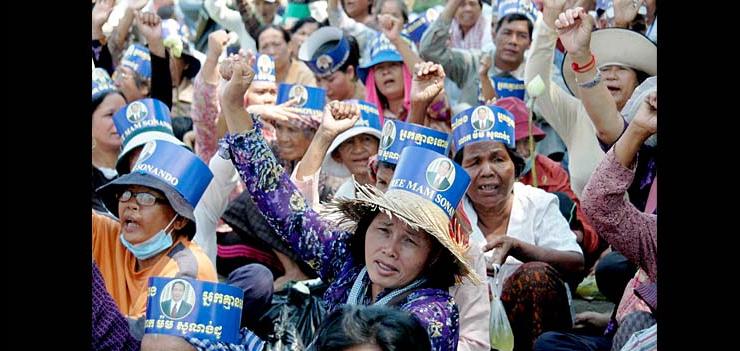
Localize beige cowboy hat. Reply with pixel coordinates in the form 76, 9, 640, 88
562, 28, 657, 96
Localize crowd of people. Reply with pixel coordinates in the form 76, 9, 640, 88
91, 0, 657, 350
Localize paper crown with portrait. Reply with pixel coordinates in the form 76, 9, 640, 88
298, 26, 351, 78
120, 43, 152, 80
92, 67, 118, 101
451, 104, 517, 156
97, 139, 213, 221
112, 98, 186, 174
377, 119, 449, 166
322, 99, 383, 178
322, 146, 478, 284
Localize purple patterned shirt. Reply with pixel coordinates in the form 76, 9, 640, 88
222, 117, 460, 351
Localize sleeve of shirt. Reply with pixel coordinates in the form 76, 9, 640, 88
581, 147, 657, 282
327, 6, 374, 40
525, 16, 583, 147
419, 17, 478, 89
223, 119, 354, 283
191, 72, 220, 163
451, 240, 491, 351
404, 294, 461, 351
289, 160, 322, 211
150, 50, 173, 110
193, 154, 240, 265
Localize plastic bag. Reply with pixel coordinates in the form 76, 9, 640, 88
489, 267, 514, 351
257, 279, 327, 351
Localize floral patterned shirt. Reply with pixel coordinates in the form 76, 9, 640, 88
221, 116, 460, 351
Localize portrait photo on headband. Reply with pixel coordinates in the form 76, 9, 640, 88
159, 279, 196, 320
471, 106, 494, 131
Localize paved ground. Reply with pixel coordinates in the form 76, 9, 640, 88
574, 298, 614, 314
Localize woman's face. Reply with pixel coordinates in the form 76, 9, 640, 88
333, 134, 379, 177
246, 81, 278, 106
455, 0, 482, 30
318, 69, 355, 101
275, 120, 314, 161
599, 65, 639, 110
379, 0, 404, 22
460, 141, 516, 209
118, 185, 177, 245
289, 22, 320, 57
113, 66, 147, 102
373, 61, 405, 101
92, 93, 126, 152
343, 0, 370, 20
365, 212, 435, 291
259, 28, 290, 70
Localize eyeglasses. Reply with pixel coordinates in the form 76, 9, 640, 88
112, 70, 133, 82
118, 190, 166, 206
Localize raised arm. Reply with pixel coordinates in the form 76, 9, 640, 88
555, 6, 625, 145
407, 61, 446, 126
293, 102, 360, 208
112, 0, 149, 54
92, 0, 116, 74
137, 11, 173, 108
217, 55, 355, 281
192, 30, 229, 163
581, 92, 657, 281
418, 0, 476, 89
525, 0, 583, 144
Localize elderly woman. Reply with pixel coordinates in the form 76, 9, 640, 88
93, 140, 217, 320
554, 5, 657, 212
92, 68, 126, 214
217, 54, 478, 350
451, 104, 585, 351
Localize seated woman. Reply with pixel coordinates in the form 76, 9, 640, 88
451, 103, 585, 351
93, 139, 217, 320
309, 304, 432, 351
217, 54, 479, 350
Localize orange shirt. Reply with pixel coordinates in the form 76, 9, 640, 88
92, 211, 217, 318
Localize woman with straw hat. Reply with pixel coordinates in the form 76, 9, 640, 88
217, 53, 478, 350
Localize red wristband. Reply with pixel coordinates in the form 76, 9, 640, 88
572, 53, 595, 73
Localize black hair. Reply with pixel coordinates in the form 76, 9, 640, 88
172, 280, 186, 290
312, 35, 361, 78
496, 13, 534, 41
289, 17, 320, 35
372, 0, 409, 24
92, 91, 126, 116
256, 24, 291, 49
171, 116, 194, 142
310, 305, 432, 351
342, 0, 373, 16
635, 69, 650, 85
453, 145, 526, 178
349, 210, 459, 290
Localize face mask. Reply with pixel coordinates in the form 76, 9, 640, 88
98, 167, 118, 180
119, 214, 179, 260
